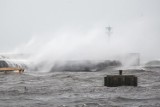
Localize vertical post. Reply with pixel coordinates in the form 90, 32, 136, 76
19, 70, 21, 74
106, 26, 112, 43
4, 71, 7, 74
119, 70, 122, 75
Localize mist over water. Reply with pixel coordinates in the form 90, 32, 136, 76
11, 16, 160, 72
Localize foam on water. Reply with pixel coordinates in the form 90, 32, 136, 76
0, 68, 160, 107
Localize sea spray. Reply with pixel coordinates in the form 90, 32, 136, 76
12, 19, 160, 72
14, 27, 123, 72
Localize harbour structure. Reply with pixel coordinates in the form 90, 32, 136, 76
0, 67, 24, 74
104, 70, 138, 87
0, 59, 25, 74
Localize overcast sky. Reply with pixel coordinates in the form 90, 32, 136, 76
0, 0, 160, 55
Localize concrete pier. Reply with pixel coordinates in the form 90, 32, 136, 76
104, 70, 137, 87
0, 67, 24, 74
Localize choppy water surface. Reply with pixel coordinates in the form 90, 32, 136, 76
0, 68, 160, 107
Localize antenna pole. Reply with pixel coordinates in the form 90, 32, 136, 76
106, 26, 112, 42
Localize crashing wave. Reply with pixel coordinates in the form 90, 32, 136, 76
145, 60, 160, 68
0, 59, 27, 69
0, 54, 28, 69
49, 60, 121, 72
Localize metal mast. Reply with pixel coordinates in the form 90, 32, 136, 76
105, 26, 112, 42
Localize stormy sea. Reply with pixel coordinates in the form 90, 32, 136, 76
0, 61, 160, 107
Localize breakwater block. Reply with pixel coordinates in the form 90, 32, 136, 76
104, 71, 137, 87
0, 67, 24, 74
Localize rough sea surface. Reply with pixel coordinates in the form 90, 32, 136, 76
0, 67, 160, 107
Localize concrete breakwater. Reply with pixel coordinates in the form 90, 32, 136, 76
49, 60, 121, 72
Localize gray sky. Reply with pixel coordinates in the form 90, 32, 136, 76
0, 0, 160, 56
